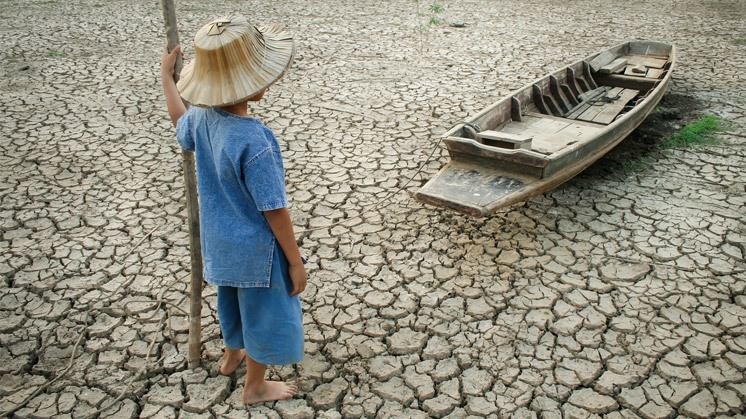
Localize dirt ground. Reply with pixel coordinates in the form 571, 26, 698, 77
1, 0, 745, 417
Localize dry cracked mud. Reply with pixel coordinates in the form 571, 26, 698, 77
1, 0, 745, 418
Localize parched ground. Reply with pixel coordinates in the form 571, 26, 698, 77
1, 0, 745, 417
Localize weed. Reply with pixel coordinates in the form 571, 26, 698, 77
414, 1, 447, 52
623, 115, 726, 173
662, 115, 723, 148
47, 50, 65, 57
622, 155, 654, 173
734, 38, 746, 46
429, 2, 445, 14
414, 1, 446, 28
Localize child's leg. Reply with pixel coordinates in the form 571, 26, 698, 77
242, 355, 297, 404
216, 286, 246, 375
234, 244, 303, 404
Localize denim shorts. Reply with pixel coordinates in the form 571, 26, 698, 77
216, 242, 304, 365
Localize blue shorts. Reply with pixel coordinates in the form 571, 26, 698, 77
216, 243, 304, 365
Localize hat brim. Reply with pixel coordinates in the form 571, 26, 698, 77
177, 23, 294, 107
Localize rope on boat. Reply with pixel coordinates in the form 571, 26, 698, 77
462, 122, 481, 140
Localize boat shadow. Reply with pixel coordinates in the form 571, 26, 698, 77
575, 93, 704, 181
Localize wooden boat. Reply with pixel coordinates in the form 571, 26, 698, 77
416, 40, 675, 217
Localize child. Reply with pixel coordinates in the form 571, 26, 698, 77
159, 15, 306, 405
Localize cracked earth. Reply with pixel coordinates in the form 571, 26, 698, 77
1, 0, 745, 418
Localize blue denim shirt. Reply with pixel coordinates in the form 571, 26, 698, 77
176, 107, 287, 288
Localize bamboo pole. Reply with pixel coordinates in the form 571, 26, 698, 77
160, 0, 204, 369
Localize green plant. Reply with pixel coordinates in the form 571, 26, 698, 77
429, 2, 445, 14
622, 115, 727, 175
734, 38, 746, 46
415, 1, 447, 52
415, 2, 446, 29
622, 155, 654, 173
47, 50, 65, 57
662, 115, 723, 148
429, 15, 445, 26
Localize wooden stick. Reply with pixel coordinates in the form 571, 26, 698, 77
160, 0, 203, 369
161, 0, 183, 80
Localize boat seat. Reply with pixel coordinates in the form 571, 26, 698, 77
476, 131, 533, 150
494, 114, 603, 155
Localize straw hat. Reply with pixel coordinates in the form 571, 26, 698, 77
177, 15, 294, 107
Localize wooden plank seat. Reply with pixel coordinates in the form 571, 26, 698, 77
496, 114, 603, 155
599, 58, 628, 74
594, 73, 658, 91
477, 130, 533, 150
625, 54, 667, 69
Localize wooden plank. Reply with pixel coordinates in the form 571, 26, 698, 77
591, 88, 639, 124
478, 130, 532, 149
532, 85, 550, 115
646, 68, 665, 79
624, 65, 648, 77
496, 115, 588, 155
594, 73, 658, 91
570, 87, 620, 120
599, 58, 628, 74
582, 61, 598, 89
543, 95, 562, 116
549, 75, 570, 113
575, 88, 623, 122
524, 111, 605, 128
577, 104, 605, 122
444, 137, 549, 169
415, 160, 531, 217
566, 67, 583, 96
499, 116, 572, 152
575, 75, 591, 93
511, 96, 522, 122
560, 84, 579, 107
625, 54, 667, 69
588, 50, 617, 72
501, 114, 570, 134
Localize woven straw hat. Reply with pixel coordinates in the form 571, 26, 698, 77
177, 16, 294, 107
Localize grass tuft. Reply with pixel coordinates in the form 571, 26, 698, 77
662, 115, 723, 148
429, 2, 445, 14
734, 38, 746, 46
622, 155, 654, 173
623, 115, 726, 173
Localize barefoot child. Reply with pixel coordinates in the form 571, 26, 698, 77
160, 15, 306, 404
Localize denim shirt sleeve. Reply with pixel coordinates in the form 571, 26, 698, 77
243, 148, 288, 212
175, 108, 195, 151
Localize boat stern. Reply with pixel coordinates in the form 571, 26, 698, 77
415, 160, 530, 218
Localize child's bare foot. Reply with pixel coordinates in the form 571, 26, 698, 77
242, 381, 298, 405
219, 348, 245, 376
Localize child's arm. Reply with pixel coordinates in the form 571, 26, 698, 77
160, 46, 187, 127
264, 208, 307, 296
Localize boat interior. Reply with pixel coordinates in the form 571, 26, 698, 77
445, 41, 673, 177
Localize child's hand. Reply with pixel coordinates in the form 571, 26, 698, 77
288, 262, 307, 296
161, 45, 182, 76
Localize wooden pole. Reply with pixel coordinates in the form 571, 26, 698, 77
160, 0, 204, 369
